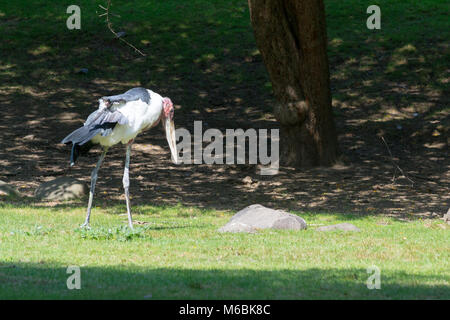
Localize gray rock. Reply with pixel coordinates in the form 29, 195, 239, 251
316, 223, 361, 232
218, 204, 307, 233
0, 181, 22, 198
218, 222, 258, 233
444, 208, 450, 224
35, 177, 88, 201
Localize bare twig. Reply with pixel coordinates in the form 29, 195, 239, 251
99, 0, 146, 57
380, 136, 415, 187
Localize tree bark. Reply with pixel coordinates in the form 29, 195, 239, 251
248, 0, 338, 166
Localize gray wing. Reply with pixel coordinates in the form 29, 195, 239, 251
101, 87, 151, 106
61, 108, 129, 146
84, 108, 128, 137
85, 108, 128, 128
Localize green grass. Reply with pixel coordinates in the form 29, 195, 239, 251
0, 202, 448, 299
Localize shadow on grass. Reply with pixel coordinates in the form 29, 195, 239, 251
0, 262, 448, 299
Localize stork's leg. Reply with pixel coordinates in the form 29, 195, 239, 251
81, 148, 108, 229
123, 142, 133, 229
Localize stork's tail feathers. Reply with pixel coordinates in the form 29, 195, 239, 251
61, 126, 97, 166
61, 106, 125, 166
68, 141, 94, 166
61, 125, 98, 146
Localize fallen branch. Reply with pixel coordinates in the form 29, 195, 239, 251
99, 0, 146, 57
380, 136, 415, 187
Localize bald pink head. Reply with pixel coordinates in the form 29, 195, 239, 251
163, 97, 174, 120
161, 97, 178, 164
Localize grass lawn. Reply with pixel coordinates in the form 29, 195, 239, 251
0, 0, 449, 299
0, 202, 448, 299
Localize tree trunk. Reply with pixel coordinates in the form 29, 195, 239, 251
248, 0, 338, 166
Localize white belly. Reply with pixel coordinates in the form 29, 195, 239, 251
92, 90, 163, 147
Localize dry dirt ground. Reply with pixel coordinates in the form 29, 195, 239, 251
0, 44, 448, 219
1, 84, 448, 219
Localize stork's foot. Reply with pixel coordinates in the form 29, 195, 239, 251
80, 222, 91, 230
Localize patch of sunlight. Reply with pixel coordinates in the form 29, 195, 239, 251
393, 57, 408, 66
28, 45, 52, 56
0, 85, 21, 94
194, 53, 216, 64
411, 102, 434, 114
0, 63, 16, 77
397, 44, 417, 53
359, 65, 371, 72
0, 11, 4, 17
375, 111, 406, 122
250, 49, 260, 56
438, 76, 449, 84
345, 57, 358, 65
386, 44, 418, 73
259, 113, 276, 121
424, 142, 446, 149
15, 86, 46, 97
360, 56, 376, 65
180, 32, 188, 38
330, 38, 343, 48
346, 92, 359, 98
386, 107, 404, 115
206, 19, 222, 26
331, 98, 340, 106
331, 71, 348, 81
204, 63, 220, 74
386, 56, 408, 73
0, 63, 15, 70
0, 70, 15, 77
178, 23, 189, 29
141, 39, 150, 45
202, 53, 215, 60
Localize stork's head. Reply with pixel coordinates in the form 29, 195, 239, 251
162, 97, 178, 164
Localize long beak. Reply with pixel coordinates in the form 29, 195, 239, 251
165, 117, 179, 164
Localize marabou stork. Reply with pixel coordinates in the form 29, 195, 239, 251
61, 87, 178, 229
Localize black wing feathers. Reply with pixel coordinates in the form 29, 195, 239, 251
61, 109, 127, 145
70, 141, 94, 166
61, 108, 128, 166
